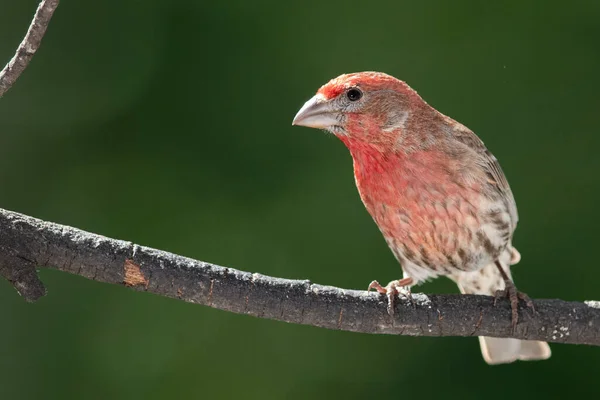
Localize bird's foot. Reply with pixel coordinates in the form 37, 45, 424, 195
368, 277, 414, 316
493, 261, 535, 330
493, 280, 535, 330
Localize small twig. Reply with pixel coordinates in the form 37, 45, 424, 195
0, 0, 60, 98
0, 207, 598, 346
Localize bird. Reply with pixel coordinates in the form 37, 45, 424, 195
292, 71, 550, 364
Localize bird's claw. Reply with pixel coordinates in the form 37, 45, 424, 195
493, 282, 535, 331
368, 280, 388, 294
367, 278, 414, 316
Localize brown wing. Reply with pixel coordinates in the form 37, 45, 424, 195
449, 121, 519, 227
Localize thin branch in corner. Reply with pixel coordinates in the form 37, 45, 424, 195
0, 0, 60, 98
0, 207, 598, 346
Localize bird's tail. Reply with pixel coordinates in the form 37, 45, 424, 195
451, 248, 551, 365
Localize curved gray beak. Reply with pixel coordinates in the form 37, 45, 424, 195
292, 94, 338, 129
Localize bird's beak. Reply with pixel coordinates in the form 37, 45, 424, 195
292, 94, 338, 129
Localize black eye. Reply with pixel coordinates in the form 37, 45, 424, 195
346, 88, 362, 102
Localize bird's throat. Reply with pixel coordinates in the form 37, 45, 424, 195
345, 140, 457, 210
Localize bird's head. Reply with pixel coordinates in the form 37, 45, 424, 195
292, 72, 429, 150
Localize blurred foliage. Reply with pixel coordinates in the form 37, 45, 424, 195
1, 0, 599, 399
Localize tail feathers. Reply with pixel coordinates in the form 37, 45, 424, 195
451, 256, 551, 365
479, 337, 551, 365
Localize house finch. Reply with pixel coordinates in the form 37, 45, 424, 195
292, 72, 550, 364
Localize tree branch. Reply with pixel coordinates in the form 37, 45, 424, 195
0, 0, 60, 98
0, 208, 598, 346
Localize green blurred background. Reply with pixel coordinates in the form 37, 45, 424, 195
1, 0, 599, 398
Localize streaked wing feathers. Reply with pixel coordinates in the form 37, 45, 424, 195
450, 123, 519, 225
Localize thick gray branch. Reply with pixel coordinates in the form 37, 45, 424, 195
0, 0, 60, 98
0, 208, 598, 346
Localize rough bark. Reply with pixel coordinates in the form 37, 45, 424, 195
0, 0, 60, 98
0, 208, 598, 346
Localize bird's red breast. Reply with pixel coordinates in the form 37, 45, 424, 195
345, 138, 482, 271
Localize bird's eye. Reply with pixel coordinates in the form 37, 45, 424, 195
346, 88, 363, 102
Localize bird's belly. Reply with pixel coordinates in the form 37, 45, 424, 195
352, 150, 512, 281
365, 190, 497, 277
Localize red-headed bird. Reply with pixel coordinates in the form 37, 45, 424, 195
292, 72, 550, 364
